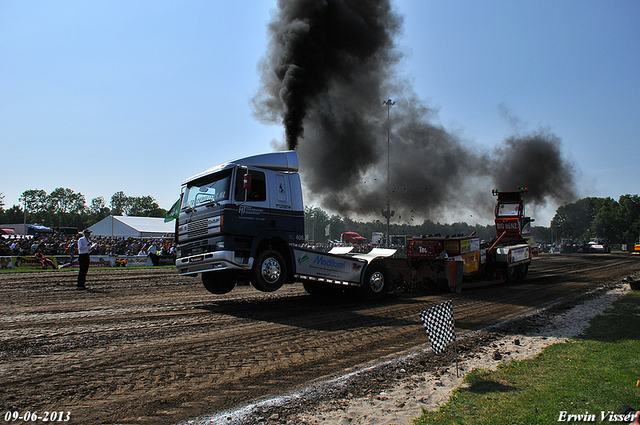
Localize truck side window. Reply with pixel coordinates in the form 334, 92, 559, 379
235, 170, 266, 202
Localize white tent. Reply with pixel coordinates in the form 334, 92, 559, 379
88, 216, 175, 238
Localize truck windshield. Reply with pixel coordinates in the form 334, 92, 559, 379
182, 169, 232, 209
497, 203, 520, 217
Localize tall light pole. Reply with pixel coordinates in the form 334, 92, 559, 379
382, 99, 395, 247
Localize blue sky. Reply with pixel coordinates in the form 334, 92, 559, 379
1, 0, 638, 226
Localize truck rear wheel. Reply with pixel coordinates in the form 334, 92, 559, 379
360, 262, 389, 300
506, 265, 518, 282
517, 263, 529, 279
252, 249, 287, 292
202, 271, 236, 294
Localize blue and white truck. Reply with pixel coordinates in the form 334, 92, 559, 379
174, 151, 396, 299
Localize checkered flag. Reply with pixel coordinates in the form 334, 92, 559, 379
419, 300, 456, 355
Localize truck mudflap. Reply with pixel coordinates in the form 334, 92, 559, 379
446, 260, 464, 292
292, 247, 396, 287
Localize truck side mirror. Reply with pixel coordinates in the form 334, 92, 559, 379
242, 172, 252, 202
243, 173, 252, 191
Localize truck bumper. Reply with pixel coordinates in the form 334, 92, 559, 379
176, 250, 253, 276
495, 244, 531, 266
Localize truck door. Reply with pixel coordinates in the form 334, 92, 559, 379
231, 168, 271, 236
274, 174, 290, 208
236, 169, 268, 204
270, 173, 295, 233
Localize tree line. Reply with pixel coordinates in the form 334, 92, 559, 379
304, 205, 547, 245
0, 188, 166, 230
551, 194, 640, 245
305, 194, 640, 246
2, 188, 639, 245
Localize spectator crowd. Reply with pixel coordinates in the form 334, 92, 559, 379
0, 233, 176, 258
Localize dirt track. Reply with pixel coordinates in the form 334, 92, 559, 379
2, 254, 639, 425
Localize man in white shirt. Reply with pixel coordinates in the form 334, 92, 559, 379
77, 229, 93, 289
147, 240, 159, 266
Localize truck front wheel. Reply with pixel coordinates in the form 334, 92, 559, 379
361, 262, 390, 300
252, 249, 287, 292
202, 271, 236, 294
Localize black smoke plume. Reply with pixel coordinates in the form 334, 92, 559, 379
253, 0, 578, 223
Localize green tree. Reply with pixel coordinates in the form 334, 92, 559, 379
44, 188, 86, 227
19, 189, 48, 214
327, 214, 345, 241
86, 197, 111, 226
1, 205, 24, 224
109, 192, 163, 217
47, 187, 86, 215
304, 206, 330, 243
128, 195, 161, 217
550, 195, 640, 244
19, 189, 48, 224
89, 197, 109, 215
110, 191, 130, 215
592, 198, 622, 242
551, 197, 601, 240
617, 195, 640, 243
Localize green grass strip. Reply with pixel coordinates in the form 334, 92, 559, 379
414, 291, 640, 425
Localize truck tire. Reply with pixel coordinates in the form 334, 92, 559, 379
252, 249, 287, 292
517, 263, 529, 279
360, 262, 389, 300
506, 265, 518, 282
202, 271, 236, 295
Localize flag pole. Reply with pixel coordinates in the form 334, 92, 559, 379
453, 312, 459, 377
454, 330, 459, 378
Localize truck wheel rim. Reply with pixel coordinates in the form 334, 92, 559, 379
261, 258, 281, 283
369, 271, 385, 293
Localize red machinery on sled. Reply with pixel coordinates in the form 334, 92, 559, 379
385, 188, 537, 292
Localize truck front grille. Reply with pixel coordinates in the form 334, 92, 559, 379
180, 239, 208, 257
188, 218, 209, 238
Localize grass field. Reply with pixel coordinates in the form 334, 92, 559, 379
414, 291, 640, 424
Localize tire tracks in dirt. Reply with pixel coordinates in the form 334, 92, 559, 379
1, 254, 639, 424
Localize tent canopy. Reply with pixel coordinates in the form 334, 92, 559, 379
88, 216, 175, 238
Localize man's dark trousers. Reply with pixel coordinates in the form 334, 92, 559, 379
77, 253, 90, 288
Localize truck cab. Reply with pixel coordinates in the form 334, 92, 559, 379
341, 231, 366, 245
175, 151, 304, 294
493, 187, 538, 255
